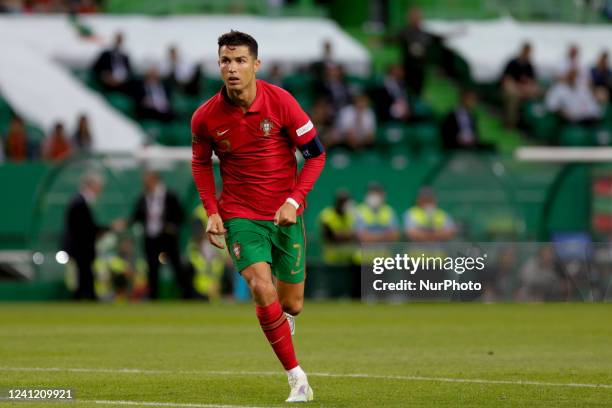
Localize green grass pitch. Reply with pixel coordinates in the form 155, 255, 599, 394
0, 302, 611, 407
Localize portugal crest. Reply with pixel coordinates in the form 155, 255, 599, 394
260, 118, 274, 137
232, 242, 241, 260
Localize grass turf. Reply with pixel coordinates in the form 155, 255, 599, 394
0, 302, 611, 407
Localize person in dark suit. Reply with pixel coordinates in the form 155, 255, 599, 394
133, 66, 175, 122
62, 172, 106, 300
91, 32, 133, 94
441, 89, 494, 151
395, 7, 432, 96
369, 64, 411, 123
131, 170, 189, 299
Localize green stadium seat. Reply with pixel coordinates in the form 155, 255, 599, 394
410, 98, 435, 120
140, 120, 163, 144
559, 125, 593, 146
376, 121, 409, 152
106, 92, 133, 114
523, 102, 559, 143
166, 122, 191, 146
0, 97, 13, 128
593, 127, 612, 146
173, 93, 202, 117
412, 124, 440, 149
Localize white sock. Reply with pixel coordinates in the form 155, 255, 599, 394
287, 365, 305, 378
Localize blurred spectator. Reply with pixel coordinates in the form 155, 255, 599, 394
72, 113, 92, 153
186, 219, 228, 301
334, 94, 376, 150
134, 66, 175, 122
517, 245, 565, 301
545, 68, 601, 125
355, 183, 400, 243
501, 42, 541, 128
481, 245, 516, 302
42, 121, 72, 161
3, 116, 36, 161
313, 64, 353, 113
130, 170, 188, 300
265, 63, 285, 88
95, 235, 139, 302
0, 0, 22, 12
395, 7, 432, 96
310, 40, 340, 83
370, 64, 410, 123
556, 44, 586, 83
310, 97, 337, 148
320, 189, 355, 244
160, 45, 201, 96
403, 187, 456, 242
441, 89, 493, 151
318, 190, 361, 278
590, 51, 611, 104
62, 172, 106, 300
0, 0, 99, 14
70, 0, 99, 14
91, 32, 133, 94
191, 204, 234, 300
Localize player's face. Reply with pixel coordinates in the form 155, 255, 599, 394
218, 45, 260, 91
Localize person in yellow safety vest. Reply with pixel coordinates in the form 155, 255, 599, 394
190, 204, 230, 300
193, 204, 208, 229
355, 182, 400, 243
318, 189, 356, 265
403, 186, 457, 241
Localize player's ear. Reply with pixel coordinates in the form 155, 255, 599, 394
254, 58, 261, 73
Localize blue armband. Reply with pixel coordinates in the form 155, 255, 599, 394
298, 135, 325, 159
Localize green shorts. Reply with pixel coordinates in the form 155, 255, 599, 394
224, 216, 306, 284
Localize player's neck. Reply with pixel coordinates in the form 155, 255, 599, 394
226, 80, 257, 113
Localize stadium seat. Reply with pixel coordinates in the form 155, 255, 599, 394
106, 92, 134, 114
523, 102, 559, 144
593, 127, 612, 146
376, 121, 409, 151
0, 97, 13, 129
559, 125, 593, 146
410, 98, 435, 120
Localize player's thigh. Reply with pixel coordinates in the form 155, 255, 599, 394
225, 218, 273, 274
271, 215, 306, 285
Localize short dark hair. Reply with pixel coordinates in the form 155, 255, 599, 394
218, 30, 258, 58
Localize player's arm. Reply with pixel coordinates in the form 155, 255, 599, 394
275, 92, 326, 226
191, 112, 226, 248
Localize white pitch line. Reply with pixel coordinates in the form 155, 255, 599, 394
84, 399, 274, 408
2, 366, 611, 390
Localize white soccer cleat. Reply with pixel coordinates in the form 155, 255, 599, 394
285, 312, 295, 336
286, 373, 314, 403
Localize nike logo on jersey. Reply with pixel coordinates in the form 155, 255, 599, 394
290, 269, 302, 275
216, 129, 230, 137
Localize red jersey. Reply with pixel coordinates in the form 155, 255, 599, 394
191, 79, 325, 221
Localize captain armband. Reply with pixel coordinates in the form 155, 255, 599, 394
297, 135, 325, 159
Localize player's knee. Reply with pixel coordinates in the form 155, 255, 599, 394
281, 297, 303, 316
247, 277, 275, 298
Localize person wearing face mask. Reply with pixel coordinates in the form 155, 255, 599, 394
355, 183, 400, 243
318, 189, 356, 265
404, 187, 456, 242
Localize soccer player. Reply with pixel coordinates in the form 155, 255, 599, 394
191, 31, 326, 403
